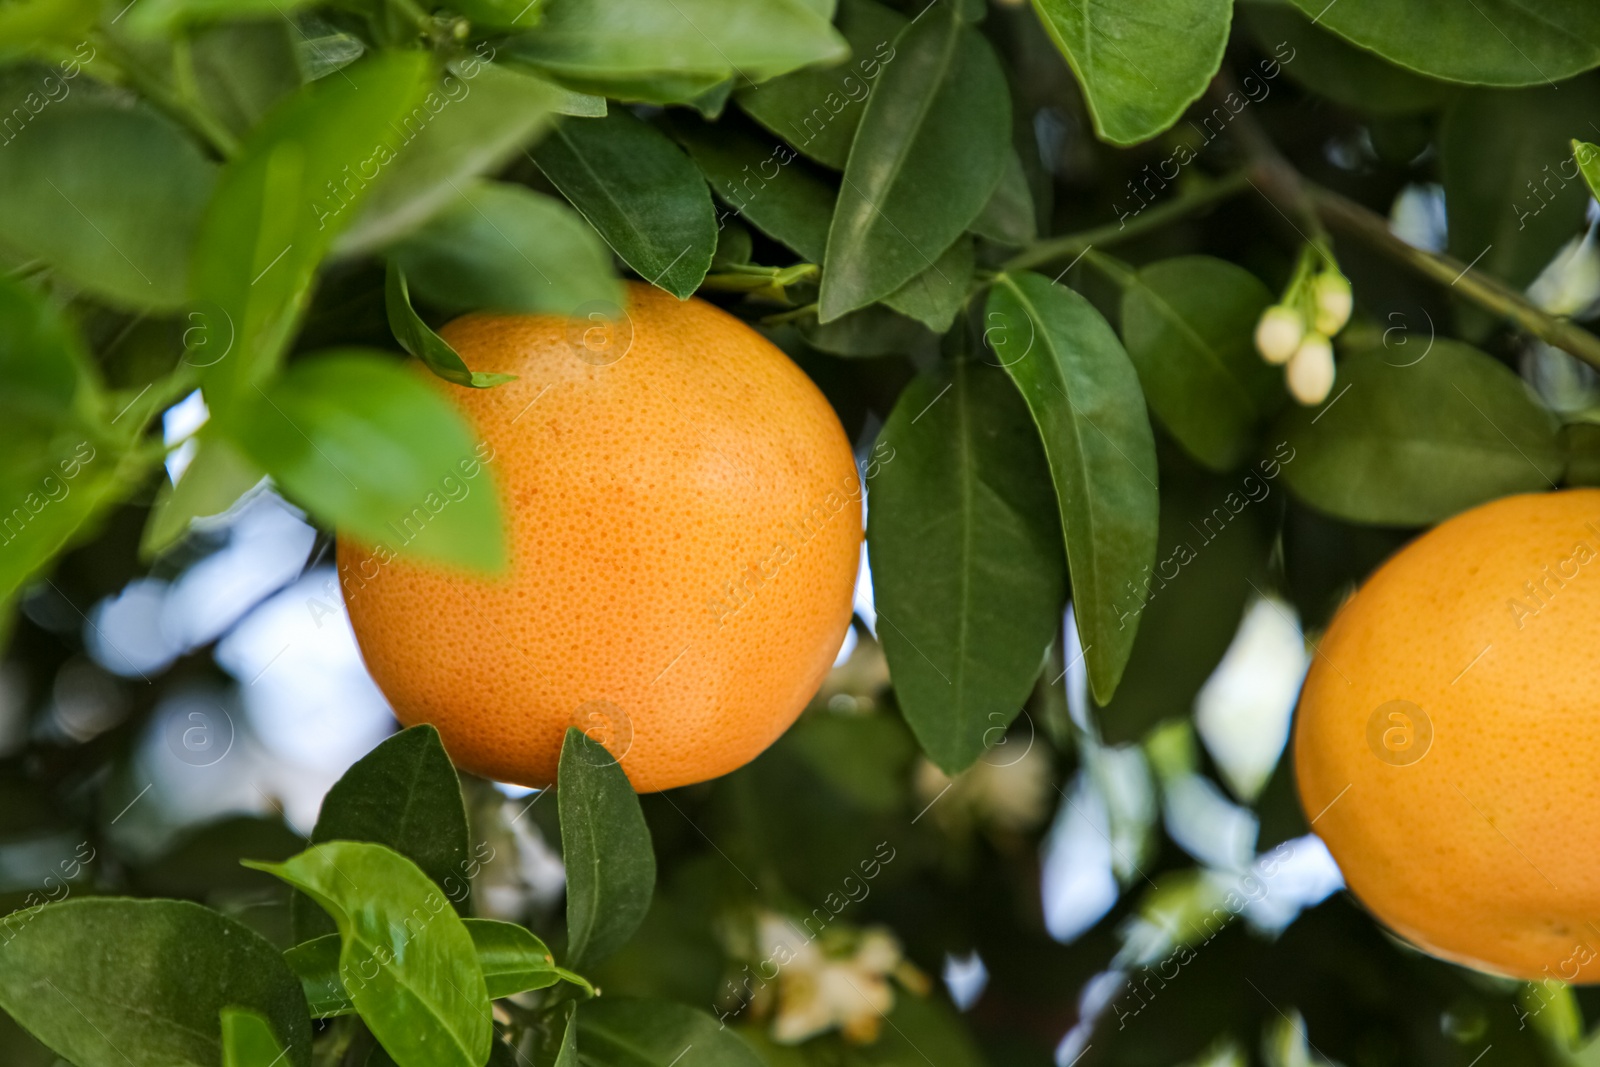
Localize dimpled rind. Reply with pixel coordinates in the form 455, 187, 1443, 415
1295, 489, 1600, 980
337, 283, 862, 793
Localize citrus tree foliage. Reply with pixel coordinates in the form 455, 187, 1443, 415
5, 0, 1600, 1065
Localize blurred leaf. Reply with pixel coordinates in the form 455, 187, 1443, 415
577, 998, 764, 1067
1241, 5, 1452, 115
559, 727, 656, 969
133, 814, 304, 898
126, 0, 321, 33
386, 262, 516, 389
503, 0, 847, 104
189, 21, 305, 140
0, 0, 97, 62
227, 349, 507, 573
1030, 0, 1229, 145
192, 52, 434, 410
1441, 84, 1600, 297
867, 359, 1064, 773
801, 304, 933, 357
0, 100, 216, 311
221, 1008, 286, 1067
1117, 255, 1281, 472
880, 236, 974, 334
1275, 342, 1563, 525
734, 0, 907, 168
852, 994, 986, 1067
249, 843, 491, 1067
819, 1, 1009, 320
0, 898, 311, 1067
1576, 139, 1600, 201
452, 0, 547, 29
391, 181, 621, 315
785, 711, 916, 813
293, 724, 472, 942
142, 433, 265, 557
987, 272, 1159, 705
532, 111, 716, 299
1289, 0, 1600, 85
971, 150, 1036, 245
337, 60, 564, 255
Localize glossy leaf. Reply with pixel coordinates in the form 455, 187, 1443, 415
503, 0, 847, 104
559, 727, 656, 969
577, 999, 765, 1067
1030, 0, 1231, 145
0, 100, 215, 310
0, 898, 312, 1067
227, 350, 507, 573
532, 111, 716, 299
867, 359, 1065, 772
391, 181, 621, 315
191, 52, 434, 410
1118, 255, 1281, 472
1275, 342, 1564, 526
734, 0, 907, 168
1288, 0, 1600, 86
881, 237, 974, 334
986, 272, 1159, 705
386, 262, 515, 389
338, 60, 564, 255
819, 1, 1009, 320
248, 842, 491, 1067
221, 1009, 287, 1067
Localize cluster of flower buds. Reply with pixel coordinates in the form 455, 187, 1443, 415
1254, 247, 1351, 405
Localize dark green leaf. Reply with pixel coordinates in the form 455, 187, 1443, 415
293, 724, 472, 943
191, 52, 434, 410
532, 111, 716, 299
226, 349, 507, 573
1241, 5, 1452, 115
1118, 255, 1282, 472
0, 100, 215, 310
188, 21, 305, 139
337, 61, 564, 255
734, 0, 907, 168
248, 842, 491, 1067
819, 1, 1009, 320
386, 262, 516, 389
987, 272, 1159, 705
1441, 83, 1600, 294
1275, 342, 1564, 526
970, 150, 1036, 245
1030, 0, 1230, 145
555, 1004, 579, 1067
880, 237, 974, 334
577, 999, 764, 1067
800, 304, 933, 358
867, 359, 1065, 772
1288, 0, 1600, 85
559, 727, 656, 969
712, 220, 755, 269
502, 0, 847, 105
221, 1008, 286, 1067
141, 433, 266, 558
0, 898, 312, 1067
391, 181, 621, 315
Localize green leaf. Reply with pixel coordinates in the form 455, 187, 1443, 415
141, 433, 266, 558
800, 304, 933, 357
247, 842, 492, 1067
559, 727, 656, 969
1441, 83, 1600, 295
880, 237, 974, 334
1029, 0, 1230, 145
1576, 139, 1600, 201
970, 150, 1036, 246
819, 1, 1009, 321
293, 724, 472, 943
188, 21, 306, 140
734, 0, 907, 168
337, 60, 564, 255
987, 272, 1159, 705
126, 0, 321, 33
1288, 0, 1600, 86
226, 349, 507, 573
386, 261, 516, 389
867, 359, 1065, 773
664, 113, 834, 263
0, 898, 312, 1067
555, 1003, 580, 1067
577, 999, 765, 1067
0, 100, 216, 311
1117, 255, 1282, 472
191, 52, 434, 410
391, 181, 622, 315
531, 111, 716, 299
221, 1009, 287, 1067
1240, 5, 1452, 116
0, 0, 97, 62
502, 0, 847, 104
1274, 342, 1564, 526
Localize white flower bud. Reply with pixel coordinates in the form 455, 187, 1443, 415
1255, 305, 1304, 365
1312, 272, 1353, 335
1287, 333, 1336, 405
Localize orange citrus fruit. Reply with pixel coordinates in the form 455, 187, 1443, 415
1295, 489, 1600, 980
338, 282, 862, 792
